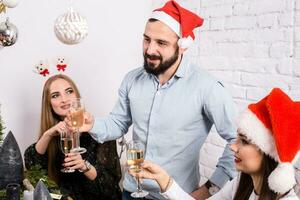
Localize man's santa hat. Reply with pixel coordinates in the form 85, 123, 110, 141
238, 88, 300, 194
150, 1, 204, 49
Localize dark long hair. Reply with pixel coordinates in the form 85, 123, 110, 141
233, 153, 281, 200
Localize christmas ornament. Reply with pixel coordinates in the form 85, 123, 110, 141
2, 0, 19, 8
0, 1, 6, 14
0, 131, 24, 189
0, 18, 18, 47
33, 180, 52, 200
54, 7, 88, 45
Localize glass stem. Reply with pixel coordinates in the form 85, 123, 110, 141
137, 177, 143, 192
75, 129, 80, 149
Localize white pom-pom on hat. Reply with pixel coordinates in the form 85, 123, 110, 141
177, 36, 193, 49
268, 163, 296, 194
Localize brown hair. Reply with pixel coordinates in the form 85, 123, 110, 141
39, 74, 81, 183
233, 154, 281, 200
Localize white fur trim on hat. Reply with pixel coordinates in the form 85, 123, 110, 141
150, 11, 181, 37
177, 36, 193, 49
238, 109, 279, 162
268, 163, 296, 194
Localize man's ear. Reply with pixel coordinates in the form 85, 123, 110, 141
179, 47, 187, 54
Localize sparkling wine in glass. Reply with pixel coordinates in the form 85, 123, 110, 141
70, 98, 86, 154
127, 140, 149, 198
60, 131, 75, 173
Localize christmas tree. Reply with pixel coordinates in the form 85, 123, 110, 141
0, 104, 4, 142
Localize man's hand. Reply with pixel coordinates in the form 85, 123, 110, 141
190, 185, 211, 200
65, 111, 94, 133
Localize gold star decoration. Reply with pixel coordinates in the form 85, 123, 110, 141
0, 2, 6, 14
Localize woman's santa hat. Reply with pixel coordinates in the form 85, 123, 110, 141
238, 88, 300, 194
149, 0, 204, 49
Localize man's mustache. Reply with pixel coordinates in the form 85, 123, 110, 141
145, 53, 162, 60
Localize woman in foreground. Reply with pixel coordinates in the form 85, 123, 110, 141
130, 88, 300, 200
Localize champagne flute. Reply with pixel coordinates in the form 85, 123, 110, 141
127, 140, 149, 198
70, 98, 86, 154
60, 131, 75, 173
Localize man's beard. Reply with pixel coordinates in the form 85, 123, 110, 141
143, 47, 179, 76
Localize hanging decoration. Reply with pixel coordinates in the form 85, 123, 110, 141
0, 18, 18, 47
54, 7, 88, 45
0, 0, 19, 49
0, 0, 19, 14
0, 1, 6, 14
2, 0, 19, 8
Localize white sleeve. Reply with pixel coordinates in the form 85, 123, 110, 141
207, 177, 238, 200
161, 180, 195, 200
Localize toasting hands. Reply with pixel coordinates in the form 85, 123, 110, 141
128, 160, 172, 192
65, 111, 94, 133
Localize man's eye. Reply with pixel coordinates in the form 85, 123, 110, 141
158, 42, 166, 46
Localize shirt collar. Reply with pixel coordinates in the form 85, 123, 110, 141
174, 55, 188, 78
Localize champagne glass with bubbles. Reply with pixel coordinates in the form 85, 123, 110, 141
127, 140, 149, 198
60, 131, 75, 173
70, 98, 86, 154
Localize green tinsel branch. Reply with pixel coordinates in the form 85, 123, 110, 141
24, 165, 60, 193
0, 104, 5, 142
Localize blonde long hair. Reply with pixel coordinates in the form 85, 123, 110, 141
39, 74, 81, 183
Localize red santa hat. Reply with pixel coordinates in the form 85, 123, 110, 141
238, 88, 300, 194
149, 0, 204, 49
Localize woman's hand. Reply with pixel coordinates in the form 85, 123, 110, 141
63, 152, 85, 171
45, 121, 68, 138
63, 153, 97, 181
128, 160, 171, 192
36, 121, 68, 155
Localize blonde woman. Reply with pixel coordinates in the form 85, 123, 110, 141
24, 74, 121, 200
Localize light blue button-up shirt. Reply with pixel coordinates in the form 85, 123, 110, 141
90, 56, 237, 199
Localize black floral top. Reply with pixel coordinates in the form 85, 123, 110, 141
24, 133, 122, 200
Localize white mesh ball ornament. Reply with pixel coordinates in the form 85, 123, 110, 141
54, 7, 88, 45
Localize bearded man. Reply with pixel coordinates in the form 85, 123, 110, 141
77, 1, 238, 200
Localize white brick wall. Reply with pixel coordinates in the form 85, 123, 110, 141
151, 0, 300, 185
